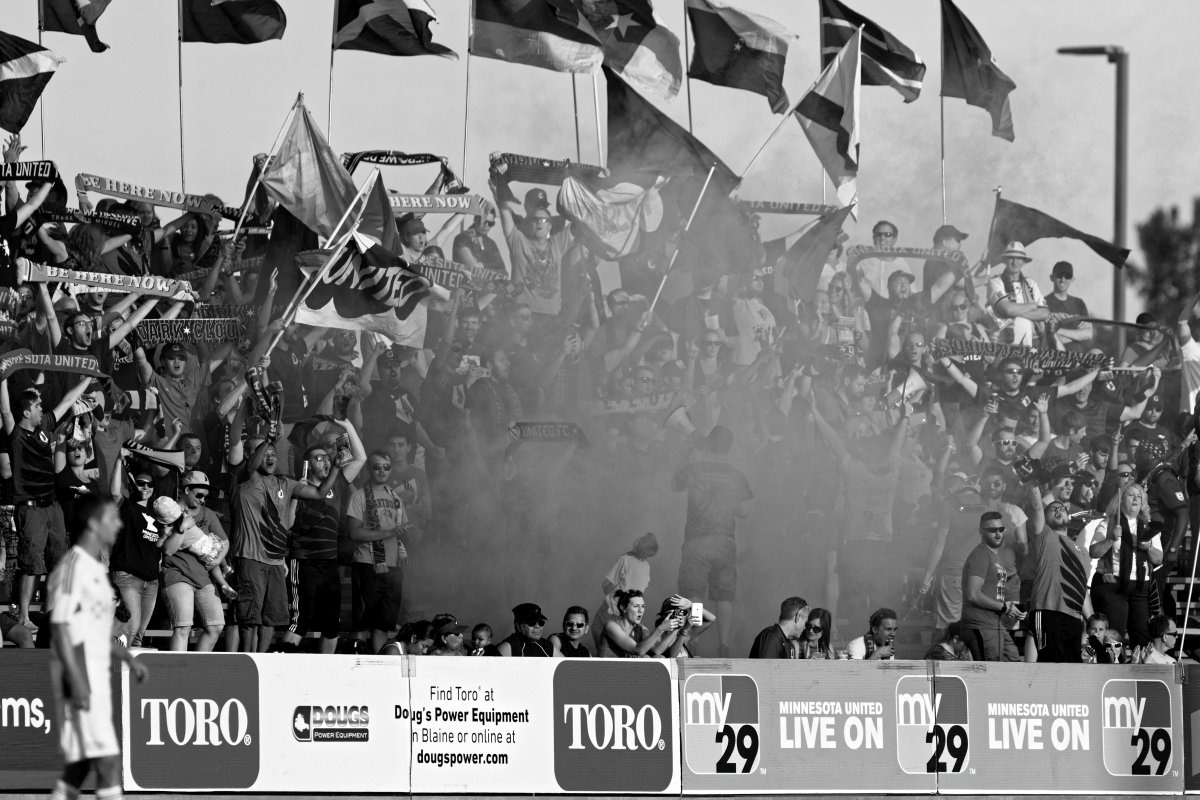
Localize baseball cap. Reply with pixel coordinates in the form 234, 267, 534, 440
1051, 261, 1074, 279
1146, 394, 1164, 410
933, 224, 968, 243
398, 213, 428, 236
1135, 312, 1157, 326
160, 342, 187, 360
1074, 471, 1098, 487
436, 621, 471, 639
512, 602, 547, 626
887, 269, 916, 286
182, 470, 210, 488
524, 188, 550, 210
1049, 463, 1077, 484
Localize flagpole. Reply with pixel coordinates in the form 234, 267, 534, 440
176, 0, 187, 193
648, 164, 716, 314
939, 8, 947, 224
571, 76, 583, 162
462, 0, 474, 178
682, 5, 694, 132
593, 72, 605, 167
327, 1, 338, 139
36, 4, 46, 159
266, 170, 380, 357
228, 93, 303, 246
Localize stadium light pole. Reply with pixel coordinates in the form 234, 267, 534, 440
1058, 45, 1128, 338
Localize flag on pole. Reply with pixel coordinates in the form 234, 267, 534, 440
819, 0, 924, 103
941, 0, 1015, 141
605, 66, 738, 191
766, 203, 854, 300
579, 0, 682, 99
684, 0, 792, 112
41, 0, 112, 53
470, 0, 604, 74
258, 101, 358, 241
180, 0, 287, 45
557, 170, 666, 259
986, 196, 1129, 268
295, 243, 432, 346
334, 0, 458, 59
792, 28, 860, 211
0, 31, 65, 134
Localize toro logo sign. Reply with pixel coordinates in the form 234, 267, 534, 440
682, 674, 760, 775
553, 660, 674, 792
127, 654, 259, 790
895, 675, 970, 775
1101, 679, 1174, 777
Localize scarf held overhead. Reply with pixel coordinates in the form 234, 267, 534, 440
0, 348, 105, 381
75, 173, 221, 216
19, 261, 195, 300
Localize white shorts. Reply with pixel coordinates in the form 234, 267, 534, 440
51, 659, 119, 764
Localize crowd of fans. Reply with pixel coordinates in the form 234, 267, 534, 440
1, 131, 1198, 664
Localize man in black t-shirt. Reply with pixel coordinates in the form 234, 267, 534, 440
748, 596, 808, 658
1044, 261, 1093, 352
3, 386, 66, 630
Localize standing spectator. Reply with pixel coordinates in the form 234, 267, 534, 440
285, 422, 363, 654
1088, 483, 1161, 647
748, 596, 809, 658
107, 459, 162, 647
856, 220, 913, 298
346, 450, 409, 654
232, 438, 338, 653
493, 176, 576, 317
549, 606, 592, 657
498, 602, 561, 657
961, 511, 1026, 661
386, 431, 431, 545
453, 204, 506, 275
1044, 261, 1093, 351
161, 472, 230, 652
1027, 491, 1090, 663
847, 607, 899, 660
593, 532, 657, 652
672, 425, 752, 658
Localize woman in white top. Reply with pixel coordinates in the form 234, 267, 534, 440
1088, 484, 1162, 648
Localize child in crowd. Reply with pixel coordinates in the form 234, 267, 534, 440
470, 623, 500, 656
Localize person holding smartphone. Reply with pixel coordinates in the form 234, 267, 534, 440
961, 511, 1025, 661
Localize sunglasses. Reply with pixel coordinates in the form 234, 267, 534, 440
984, 526, 1006, 533
564, 622, 587, 629
874, 231, 896, 239
371, 463, 392, 472
1117, 471, 1134, 478
190, 490, 209, 501
998, 439, 1018, 447
134, 479, 153, 488
807, 625, 823, 633
1001, 368, 1023, 375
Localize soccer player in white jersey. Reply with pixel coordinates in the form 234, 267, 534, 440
47, 494, 149, 800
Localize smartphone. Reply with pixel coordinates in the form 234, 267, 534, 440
463, 355, 481, 368
690, 603, 704, 627
335, 394, 351, 421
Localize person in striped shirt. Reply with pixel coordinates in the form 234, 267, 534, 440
1027, 490, 1091, 662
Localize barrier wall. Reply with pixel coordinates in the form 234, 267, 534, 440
0, 652, 1191, 794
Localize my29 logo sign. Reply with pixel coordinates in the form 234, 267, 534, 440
895, 676, 970, 775
683, 674, 761, 775
1101, 680, 1173, 777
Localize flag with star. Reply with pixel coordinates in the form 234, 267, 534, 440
579, 0, 682, 99
471, 0, 603, 74
684, 0, 793, 113
334, 0, 457, 59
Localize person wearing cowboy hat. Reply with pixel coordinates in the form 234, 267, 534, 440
987, 241, 1049, 347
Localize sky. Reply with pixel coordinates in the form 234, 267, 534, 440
7, 0, 1200, 319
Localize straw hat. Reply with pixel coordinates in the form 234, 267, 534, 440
998, 241, 1032, 262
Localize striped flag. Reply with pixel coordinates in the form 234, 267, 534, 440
334, 0, 457, 59
0, 31, 65, 134
819, 0, 924, 103
41, 0, 112, 53
793, 28, 860, 211
471, 0, 604, 74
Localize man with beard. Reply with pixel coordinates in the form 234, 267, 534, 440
966, 396, 1053, 500
134, 342, 208, 433
283, 421, 363, 654
361, 348, 442, 462
859, 269, 916, 368
1067, 472, 1103, 540
1042, 464, 1078, 507
962, 511, 1026, 661
1028, 495, 1091, 662
232, 438, 338, 653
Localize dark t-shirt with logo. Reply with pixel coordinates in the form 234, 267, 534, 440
672, 461, 752, 541
11, 421, 56, 502
110, 501, 163, 581
290, 474, 348, 561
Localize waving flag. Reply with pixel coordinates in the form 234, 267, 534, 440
941, 0, 1016, 141
820, 0, 924, 103
0, 31, 65, 134
580, 0, 682, 99
334, 0, 457, 59
41, 0, 112, 53
684, 0, 792, 113
767, 204, 854, 300
557, 170, 666, 259
181, 0, 287, 45
987, 196, 1129, 268
471, 0, 604, 73
793, 29, 860, 211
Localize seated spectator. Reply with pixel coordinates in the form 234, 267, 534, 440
748, 596, 809, 658
924, 620, 972, 660
797, 607, 833, 659
598, 590, 679, 658
380, 620, 435, 656
470, 623, 500, 656
498, 602, 560, 657
430, 621, 470, 656
847, 607, 900, 660
1132, 615, 1177, 664
549, 606, 592, 657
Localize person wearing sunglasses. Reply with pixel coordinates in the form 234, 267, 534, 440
798, 607, 833, 659
749, 596, 809, 659
452, 201, 505, 275
1026, 491, 1092, 663
1088, 483, 1162, 648
160, 471, 234, 653
961, 510, 1025, 661
1044, 261, 1094, 351
855, 220, 910, 300
346, 451, 412, 654
549, 606, 592, 658
1133, 615, 1178, 664
107, 459, 162, 649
